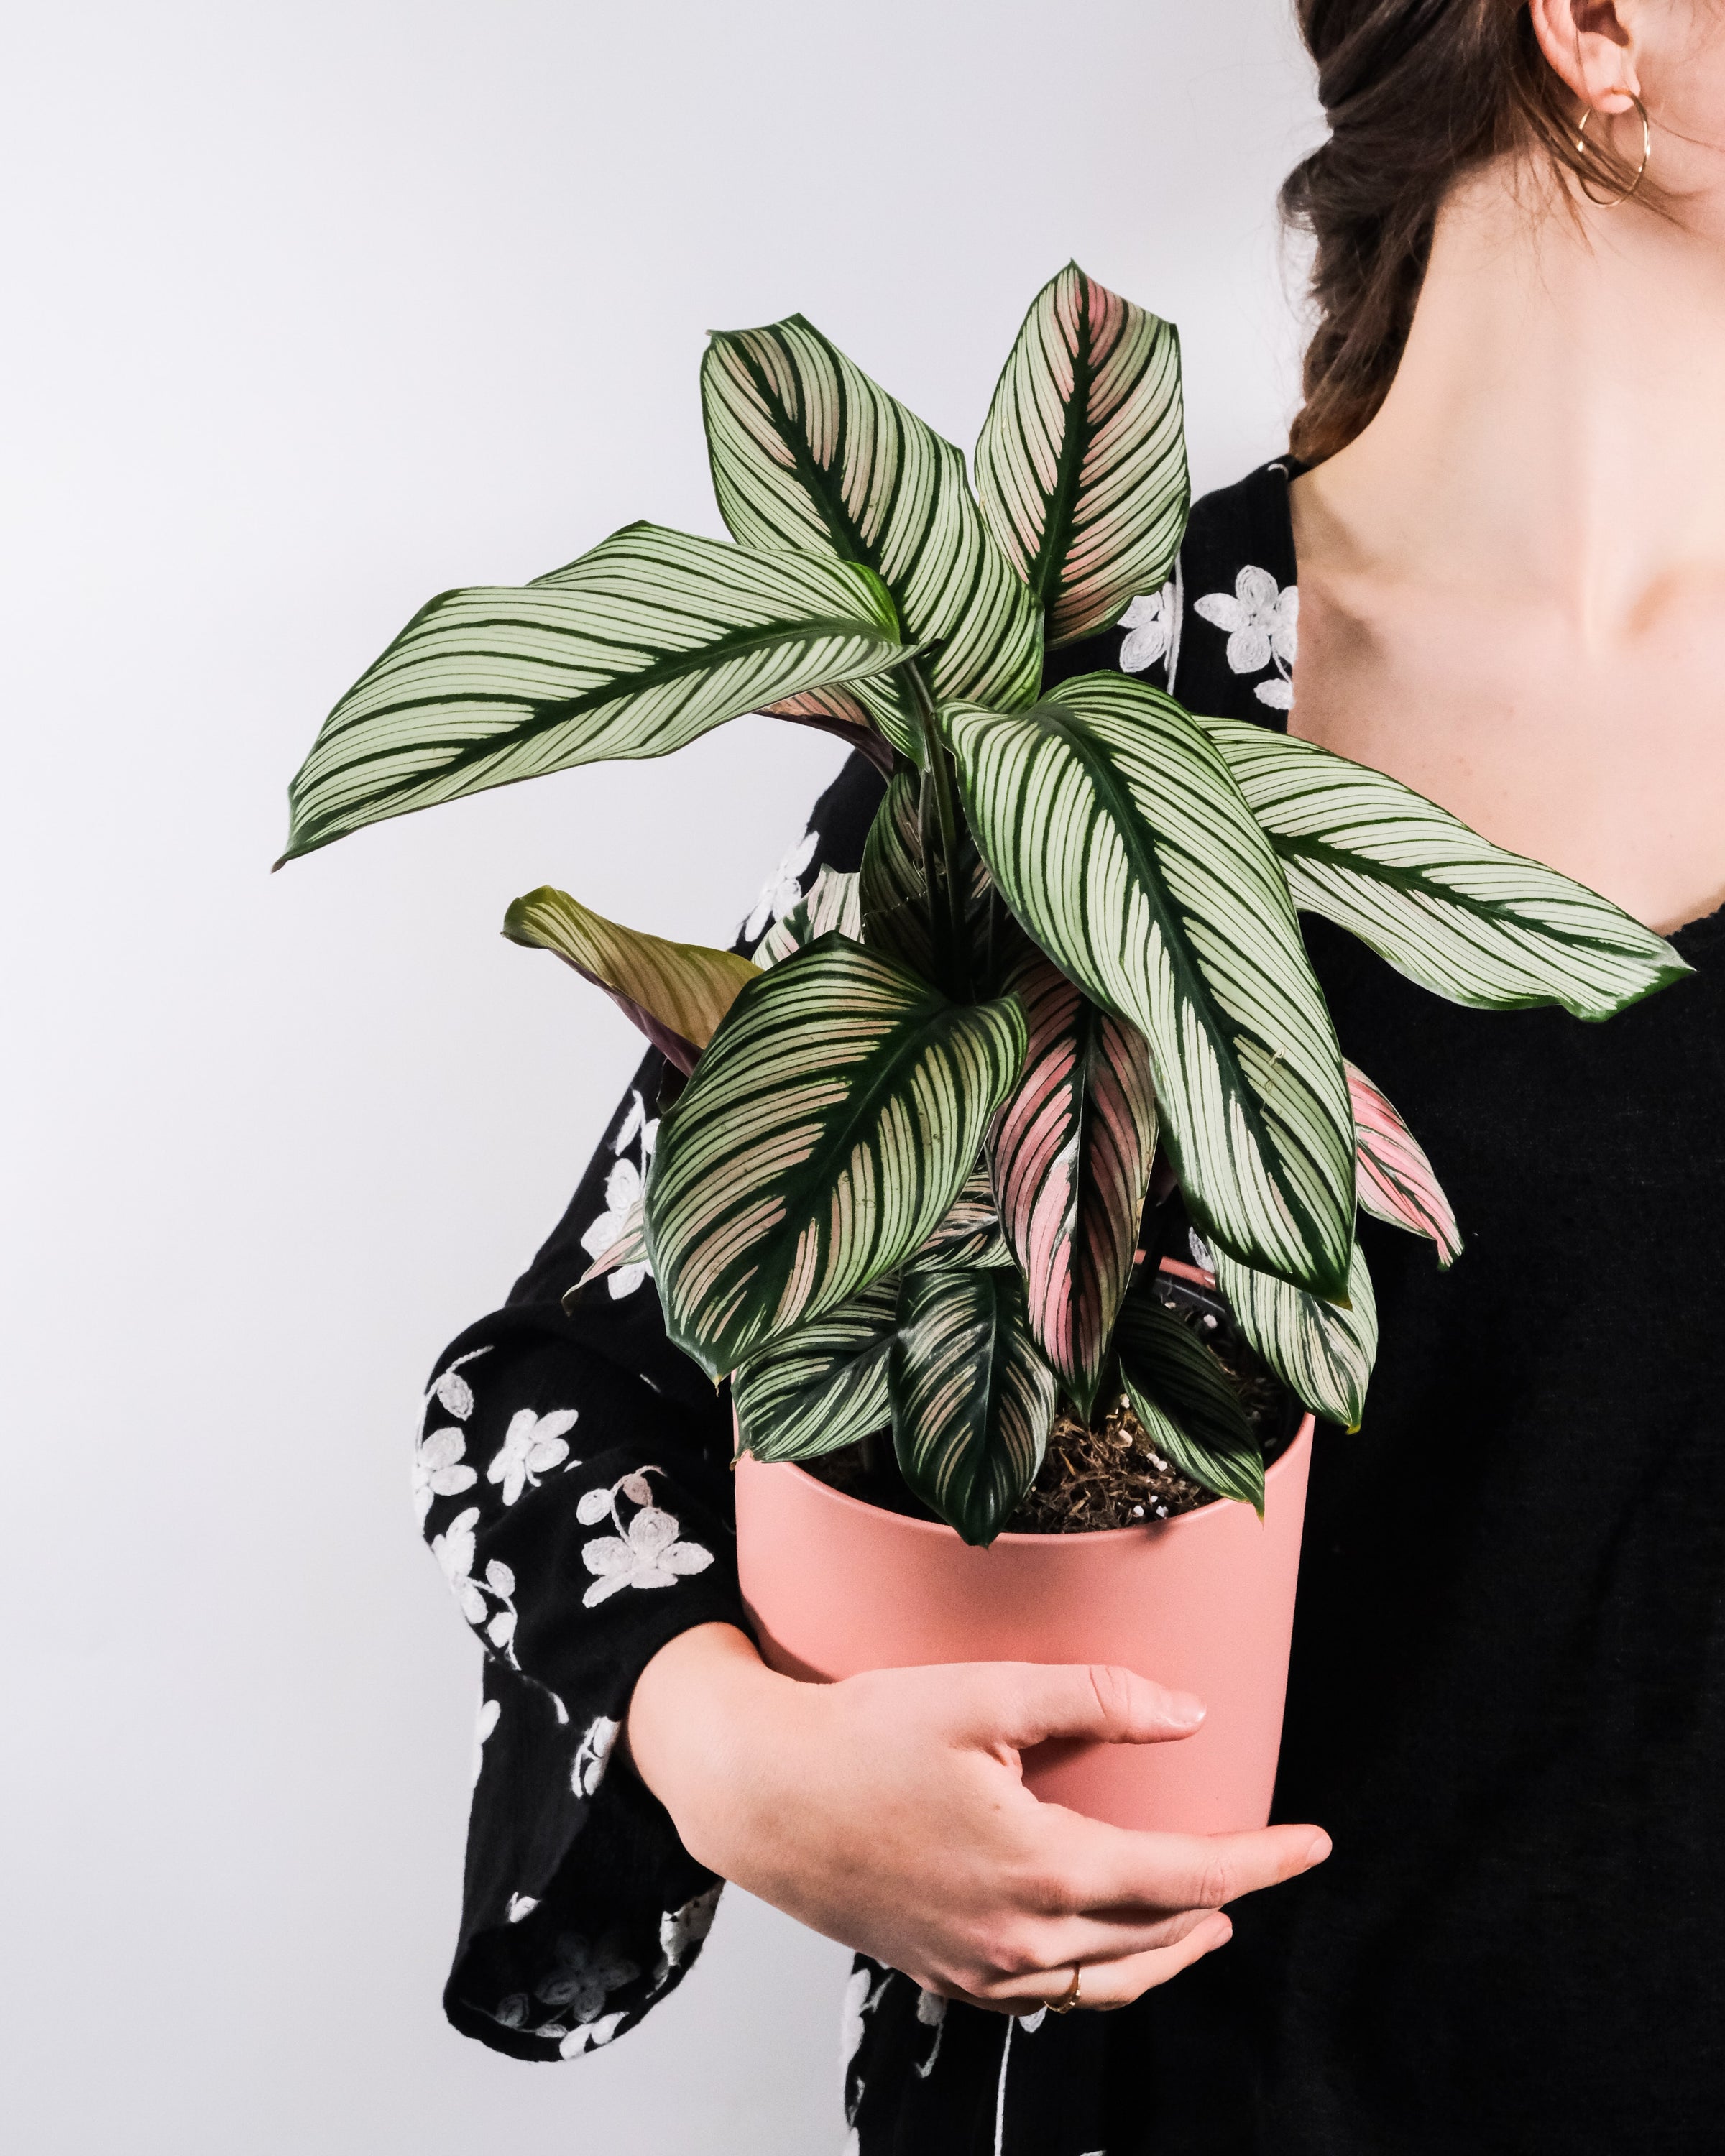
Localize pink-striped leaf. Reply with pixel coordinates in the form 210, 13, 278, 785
1347, 1061, 1463, 1266
989, 955, 1158, 1415
975, 263, 1188, 650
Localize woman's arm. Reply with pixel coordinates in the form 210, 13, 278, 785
420, 754, 891, 2059
628, 1625, 1330, 2014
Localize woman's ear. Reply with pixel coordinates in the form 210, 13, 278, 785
1528, 0, 1642, 112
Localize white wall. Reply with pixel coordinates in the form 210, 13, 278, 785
0, 5, 1318, 2149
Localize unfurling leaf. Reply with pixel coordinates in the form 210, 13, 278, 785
889, 1268, 1056, 1546
279, 524, 904, 863
947, 673, 1355, 1302
1194, 716, 1689, 1021
755, 867, 864, 969
858, 769, 993, 985
1346, 1061, 1463, 1266
1211, 1240, 1378, 1432
1113, 1291, 1264, 1511
732, 1279, 898, 1462
976, 262, 1188, 648
645, 934, 1027, 1377
989, 957, 1157, 1416
703, 314, 1041, 759
504, 886, 758, 1072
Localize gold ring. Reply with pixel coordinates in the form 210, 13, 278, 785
1047, 1965, 1082, 2014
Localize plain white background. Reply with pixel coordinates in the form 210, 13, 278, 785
1, 4, 1320, 2149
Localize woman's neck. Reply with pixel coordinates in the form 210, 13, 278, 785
1296, 160, 1725, 643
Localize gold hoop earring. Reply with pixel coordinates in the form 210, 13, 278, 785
1575, 91, 1652, 208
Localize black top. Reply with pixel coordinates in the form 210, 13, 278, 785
415, 461, 1725, 2152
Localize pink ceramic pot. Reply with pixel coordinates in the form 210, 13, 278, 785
735, 1415, 1314, 1835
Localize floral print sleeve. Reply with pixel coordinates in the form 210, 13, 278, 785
418, 751, 888, 2060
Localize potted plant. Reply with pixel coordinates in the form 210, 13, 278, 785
280, 264, 1683, 1833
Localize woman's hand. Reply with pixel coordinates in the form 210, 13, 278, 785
626, 1622, 1330, 2014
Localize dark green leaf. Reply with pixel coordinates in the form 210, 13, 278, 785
889, 1267, 1056, 1546
1113, 1292, 1264, 1511
645, 934, 1026, 1376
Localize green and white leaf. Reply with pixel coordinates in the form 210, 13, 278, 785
946, 673, 1355, 1300
732, 1278, 898, 1462
755, 867, 863, 969
1113, 1291, 1264, 1512
976, 262, 1188, 648
913, 1164, 1013, 1271
858, 768, 993, 984
703, 315, 1041, 760
1195, 717, 1689, 1021
280, 522, 905, 862
645, 932, 1027, 1376
502, 885, 757, 1068
1211, 1239, 1377, 1431
889, 1266, 1057, 1546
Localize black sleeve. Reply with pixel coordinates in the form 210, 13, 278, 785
415, 751, 887, 2060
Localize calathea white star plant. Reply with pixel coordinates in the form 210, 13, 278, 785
280, 265, 1685, 1545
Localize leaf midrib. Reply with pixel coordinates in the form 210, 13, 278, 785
1049, 711, 1337, 1273
1026, 276, 1097, 614
290, 614, 897, 846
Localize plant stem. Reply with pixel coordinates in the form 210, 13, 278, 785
905, 660, 971, 1001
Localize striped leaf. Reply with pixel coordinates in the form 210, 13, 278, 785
1212, 1240, 1377, 1432
976, 262, 1188, 649
889, 1267, 1057, 1546
914, 1164, 1013, 1271
502, 885, 757, 1073
763, 684, 896, 778
755, 867, 864, 969
1195, 717, 1689, 1021
645, 934, 1027, 1377
858, 768, 993, 985
1113, 1291, 1264, 1511
280, 523, 905, 863
702, 315, 1042, 760
1347, 1061, 1462, 1266
732, 1279, 898, 1462
989, 956, 1158, 1416
947, 673, 1355, 1301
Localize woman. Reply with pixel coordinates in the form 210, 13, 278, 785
415, 1, 1725, 2147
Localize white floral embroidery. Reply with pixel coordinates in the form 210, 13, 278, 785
1195, 564, 1298, 709
1118, 581, 1177, 673
744, 827, 819, 944
487, 1406, 579, 1506
506, 1893, 538, 1923
915, 1986, 947, 2080
559, 2012, 627, 2058
535, 1935, 640, 2032
576, 1469, 714, 1608
432, 1510, 524, 1662
413, 1427, 477, 1522
580, 1090, 659, 1300
842, 1966, 893, 2129
433, 1507, 485, 1622
571, 1714, 620, 1800
472, 1695, 500, 1788
659, 1886, 721, 1973
426, 1345, 492, 1423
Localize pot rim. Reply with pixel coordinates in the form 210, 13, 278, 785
738, 1413, 1315, 1549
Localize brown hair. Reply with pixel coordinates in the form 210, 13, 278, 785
1282, 0, 1644, 463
